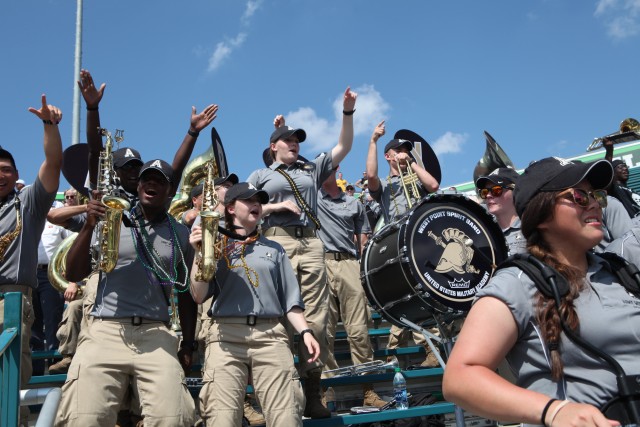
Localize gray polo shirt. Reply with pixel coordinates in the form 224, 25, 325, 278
206, 235, 304, 318
370, 175, 426, 224
317, 189, 371, 256
596, 196, 633, 253
606, 227, 640, 267
90, 210, 194, 321
247, 154, 333, 229
476, 253, 640, 410
0, 178, 55, 288
503, 217, 526, 256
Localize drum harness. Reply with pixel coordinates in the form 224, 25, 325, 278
499, 252, 640, 425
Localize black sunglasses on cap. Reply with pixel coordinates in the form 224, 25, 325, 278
479, 185, 514, 199
556, 188, 607, 209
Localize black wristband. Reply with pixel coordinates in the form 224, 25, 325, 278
86, 106, 99, 111
188, 129, 200, 138
179, 340, 199, 351
541, 398, 558, 426
300, 328, 315, 340
42, 119, 59, 125
408, 158, 416, 165
342, 109, 355, 116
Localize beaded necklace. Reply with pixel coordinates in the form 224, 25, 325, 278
129, 207, 190, 292
222, 232, 260, 288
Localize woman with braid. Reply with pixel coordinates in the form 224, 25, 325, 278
190, 182, 320, 426
443, 157, 640, 427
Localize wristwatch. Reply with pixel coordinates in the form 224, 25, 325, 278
179, 340, 199, 352
300, 329, 315, 340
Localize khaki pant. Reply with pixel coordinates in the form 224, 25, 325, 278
266, 234, 329, 374
199, 318, 304, 426
0, 287, 34, 426
323, 258, 374, 375
55, 273, 98, 356
55, 318, 195, 427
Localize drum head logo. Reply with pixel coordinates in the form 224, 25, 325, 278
406, 198, 504, 312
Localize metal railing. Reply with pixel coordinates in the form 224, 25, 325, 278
0, 292, 23, 427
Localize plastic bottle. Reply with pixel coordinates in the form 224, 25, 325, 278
393, 367, 409, 410
325, 387, 337, 415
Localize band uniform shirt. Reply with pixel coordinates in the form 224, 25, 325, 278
476, 253, 640, 409
0, 177, 55, 288
370, 175, 426, 224
606, 227, 640, 267
90, 210, 194, 321
317, 189, 371, 256
206, 235, 304, 318
596, 196, 633, 253
38, 220, 72, 264
503, 217, 526, 256
247, 154, 333, 229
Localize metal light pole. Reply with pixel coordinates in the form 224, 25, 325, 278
71, 0, 83, 145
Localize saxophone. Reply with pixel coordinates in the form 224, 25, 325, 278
195, 160, 221, 282
94, 128, 131, 273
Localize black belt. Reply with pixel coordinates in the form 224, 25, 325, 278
263, 226, 316, 239
325, 252, 356, 261
37, 264, 48, 270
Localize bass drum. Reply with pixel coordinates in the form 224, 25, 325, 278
361, 194, 508, 327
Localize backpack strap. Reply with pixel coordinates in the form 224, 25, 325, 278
598, 252, 640, 298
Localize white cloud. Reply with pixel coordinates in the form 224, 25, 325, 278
207, 33, 247, 72
431, 132, 468, 156
287, 85, 391, 153
595, 0, 640, 39
242, 0, 263, 24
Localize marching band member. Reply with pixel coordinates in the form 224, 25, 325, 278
246, 87, 357, 418
190, 182, 320, 426
55, 160, 196, 427
0, 95, 63, 426
443, 157, 640, 427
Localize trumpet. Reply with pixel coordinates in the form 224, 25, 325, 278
587, 118, 640, 151
323, 358, 399, 377
397, 157, 422, 209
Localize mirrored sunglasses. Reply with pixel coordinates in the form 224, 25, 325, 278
556, 188, 607, 208
479, 185, 513, 199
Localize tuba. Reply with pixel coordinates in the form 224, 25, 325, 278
588, 118, 640, 151
473, 131, 515, 185
94, 128, 131, 273
194, 159, 221, 282
49, 233, 83, 297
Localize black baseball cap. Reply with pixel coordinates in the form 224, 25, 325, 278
384, 138, 413, 153
612, 159, 626, 169
139, 159, 173, 183
0, 146, 17, 169
214, 173, 239, 187
190, 184, 204, 199
270, 126, 306, 144
113, 147, 143, 168
475, 167, 520, 189
224, 182, 269, 204
514, 157, 613, 217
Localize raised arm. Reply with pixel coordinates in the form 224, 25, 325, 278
171, 104, 219, 193
28, 95, 63, 193
77, 69, 106, 187
395, 151, 439, 193
330, 87, 357, 167
47, 204, 87, 228
365, 120, 385, 194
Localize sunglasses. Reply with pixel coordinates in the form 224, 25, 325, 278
556, 188, 607, 208
65, 195, 76, 199
479, 185, 513, 199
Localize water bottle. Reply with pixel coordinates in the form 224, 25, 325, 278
393, 367, 409, 410
325, 387, 337, 415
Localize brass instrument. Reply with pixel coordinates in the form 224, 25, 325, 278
587, 118, 640, 151
94, 128, 131, 273
194, 160, 222, 282
49, 233, 84, 297
323, 358, 399, 377
472, 131, 515, 185
396, 157, 422, 209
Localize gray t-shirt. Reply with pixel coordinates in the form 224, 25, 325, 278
206, 235, 304, 318
90, 210, 194, 321
246, 155, 333, 229
370, 175, 426, 224
504, 217, 527, 256
0, 178, 55, 288
477, 254, 640, 409
317, 189, 371, 256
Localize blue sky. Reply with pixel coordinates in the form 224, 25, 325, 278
1, 0, 639, 193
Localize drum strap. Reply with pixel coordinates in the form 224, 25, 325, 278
275, 168, 321, 230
